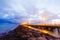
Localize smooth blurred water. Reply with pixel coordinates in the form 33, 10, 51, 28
0, 23, 18, 34
0, 23, 17, 32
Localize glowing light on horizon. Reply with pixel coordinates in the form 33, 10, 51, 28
40, 16, 46, 22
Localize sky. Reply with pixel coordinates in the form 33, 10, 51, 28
0, 0, 60, 24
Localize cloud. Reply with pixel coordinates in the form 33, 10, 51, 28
0, 0, 60, 24
51, 19, 60, 24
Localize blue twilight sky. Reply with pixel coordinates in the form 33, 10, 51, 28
0, 0, 60, 24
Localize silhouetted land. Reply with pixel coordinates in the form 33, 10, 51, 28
0, 25, 60, 40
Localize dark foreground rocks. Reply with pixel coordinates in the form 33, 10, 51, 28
0, 25, 60, 40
